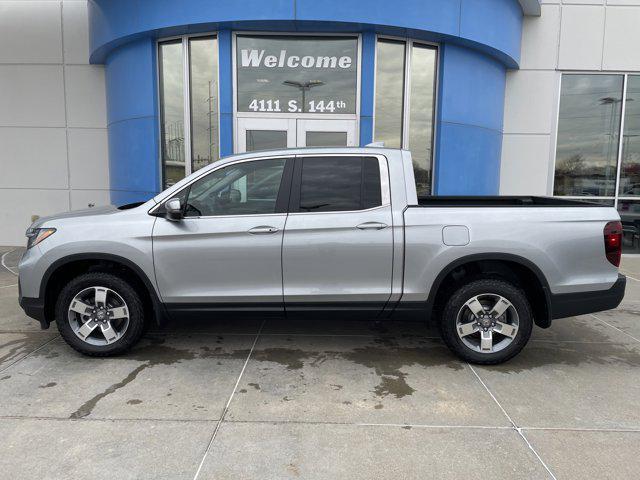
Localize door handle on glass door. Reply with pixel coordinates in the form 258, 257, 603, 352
356, 222, 388, 230
248, 226, 279, 234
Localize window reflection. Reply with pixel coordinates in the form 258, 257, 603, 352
236, 35, 358, 114
159, 41, 185, 188
374, 40, 405, 148
618, 200, 640, 253
246, 130, 287, 151
299, 157, 381, 212
305, 131, 347, 147
185, 159, 286, 216
618, 76, 640, 196
554, 74, 623, 197
408, 45, 437, 196
189, 37, 219, 173
374, 40, 437, 196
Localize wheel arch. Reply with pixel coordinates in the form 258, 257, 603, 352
40, 253, 166, 327
426, 253, 553, 328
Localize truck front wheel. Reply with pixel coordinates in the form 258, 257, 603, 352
55, 272, 145, 356
439, 279, 533, 365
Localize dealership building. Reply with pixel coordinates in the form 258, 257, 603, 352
2, 0, 640, 250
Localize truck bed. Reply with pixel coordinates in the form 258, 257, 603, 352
416, 196, 602, 207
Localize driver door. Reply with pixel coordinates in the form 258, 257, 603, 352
152, 157, 293, 312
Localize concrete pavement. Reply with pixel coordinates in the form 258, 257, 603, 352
1, 245, 639, 479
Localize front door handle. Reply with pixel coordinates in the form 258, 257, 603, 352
356, 222, 388, 230
248, 225, 279, 234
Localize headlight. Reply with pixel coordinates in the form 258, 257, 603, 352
25, 228, 56, 249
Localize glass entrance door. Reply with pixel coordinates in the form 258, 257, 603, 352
297, 119, 356, 147
236, 118, 356, 153
236, 118, 296, 152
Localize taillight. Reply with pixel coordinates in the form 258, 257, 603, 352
604, 221, 622, 267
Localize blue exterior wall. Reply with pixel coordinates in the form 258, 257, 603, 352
89, 0, 526, 202
434, 44, 506, 195
105, 38, 160, 205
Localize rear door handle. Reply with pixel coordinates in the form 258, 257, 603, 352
356, 222, 388, 230
248, 225, 279, 234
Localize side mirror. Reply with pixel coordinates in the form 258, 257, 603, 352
164, 198, 183, 221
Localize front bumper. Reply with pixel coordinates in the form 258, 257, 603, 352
550, 274, 626, 320
18, 280, 49, 329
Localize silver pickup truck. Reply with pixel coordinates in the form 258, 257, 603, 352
18, 147, 626, 364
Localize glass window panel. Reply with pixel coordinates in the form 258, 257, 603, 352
298, 157, 381, 212
245, 130, 287, 151
554, 74, 623, 197
185, 159, 286, 216
305, 131, 347, 147
159, 41, 185, 188
618, 199, 640, 253
408, 44, 437, 197
236, 35, 357, 114
362, 157, 382, 209
374, 39, 405, 148
300, 157, 362, 212
618, 75, 640, 196
189, 36, 219, 173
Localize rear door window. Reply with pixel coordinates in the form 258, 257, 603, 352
297, 157, 382, 212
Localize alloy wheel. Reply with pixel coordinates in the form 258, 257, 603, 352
67, 286, 130, 346
455, 293, 519, 354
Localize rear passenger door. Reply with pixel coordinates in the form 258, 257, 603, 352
282, 155, 394, 313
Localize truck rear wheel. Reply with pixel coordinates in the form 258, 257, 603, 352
55, 272, 145, 356
439, 279, 533, 364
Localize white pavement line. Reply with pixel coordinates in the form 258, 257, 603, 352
192, 320, 265, 480
589, 313, 640, 343
0, 283, 18, 289
620, 269, 640, 282
1, 249, 19, 276
523, 426, 640, 433
467, 364, 558, 480
0, 336, 60, 374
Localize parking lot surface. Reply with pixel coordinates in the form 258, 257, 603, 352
1, 246, 639, 479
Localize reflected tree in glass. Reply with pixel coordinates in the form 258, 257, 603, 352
408, 45, 437, 196
190, 37, 219, 173
618, 76, 640, 196
374, 40, 405, 148
554, 74, 623, 197
159, 41, 185, 188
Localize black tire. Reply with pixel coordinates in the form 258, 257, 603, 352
439, 278, 533, 365
55, 272, 145, 356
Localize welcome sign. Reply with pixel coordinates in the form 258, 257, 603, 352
236, 35, 358, 114
240, 49, 354, 69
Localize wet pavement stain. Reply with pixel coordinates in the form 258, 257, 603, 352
70, 363, 149, 419
67, 339, 249, 419
0, 375, 10, 380
373, 374, 415, 399
250, 348, 310, 370
246, 337, 462, 402
248, 382, 261, 390
38, 382, 56, 388
0, 338, 28, 364
126, 399, 142, 405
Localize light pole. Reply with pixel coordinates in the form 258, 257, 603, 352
282, 80, 324, 111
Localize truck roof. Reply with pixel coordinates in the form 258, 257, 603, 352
216, 146, 407, 165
